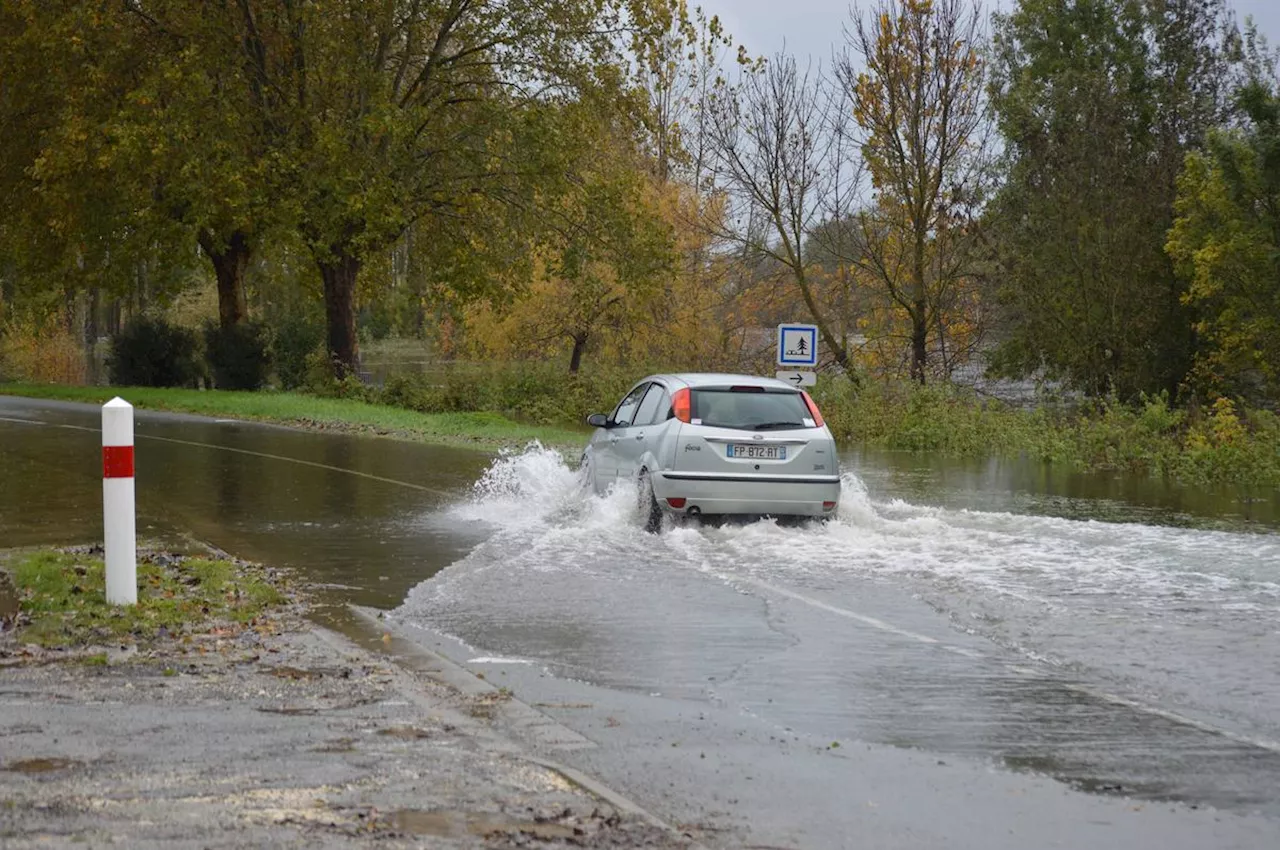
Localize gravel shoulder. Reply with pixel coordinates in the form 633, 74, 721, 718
0, 599, 687, 848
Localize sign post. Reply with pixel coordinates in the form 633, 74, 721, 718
776, 323, 818, 386
102, 397, 136, 606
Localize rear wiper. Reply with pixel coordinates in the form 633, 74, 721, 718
752, 421, 805, 431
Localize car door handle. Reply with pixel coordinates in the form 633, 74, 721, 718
609, 436, 620, 444
634, 433, 645, 440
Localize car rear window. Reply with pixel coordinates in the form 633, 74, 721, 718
690, 388, 815, 431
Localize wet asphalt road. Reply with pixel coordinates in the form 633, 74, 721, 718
2, 394, 1279, 849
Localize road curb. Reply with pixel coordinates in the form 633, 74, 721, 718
342, 604, 706, 846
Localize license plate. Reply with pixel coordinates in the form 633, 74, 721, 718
728, 444, 785, 460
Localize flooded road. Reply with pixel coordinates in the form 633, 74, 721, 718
2, 394, 1279, 849
0, 396, 489, 606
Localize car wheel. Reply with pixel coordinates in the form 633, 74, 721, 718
579, 451, 597, 494
637, 470, 662, 533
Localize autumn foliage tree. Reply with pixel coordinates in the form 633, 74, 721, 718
465, 96, 678, 372
1, 0, 688, 379
1168, 78, 1280, 401
840, 0, 988, 384
705, 54, 864, 375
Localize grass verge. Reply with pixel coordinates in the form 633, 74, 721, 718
1, 547, 294, 652
0, 382, 587, 452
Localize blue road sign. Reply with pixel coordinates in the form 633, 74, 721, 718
777, 324, 819, 367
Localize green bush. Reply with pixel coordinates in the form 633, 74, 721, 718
274, 314, 325, 390
203, 321, 272, 390
372, 362, 637, 425
1175, 399, 1280, 488
107, 316, 203, 388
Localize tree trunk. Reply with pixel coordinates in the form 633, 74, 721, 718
568, 332, 588, 374
910, 305, 927, 385
318, 252, 361, 379
84, 287, 99, 385
199, 231, 251, 328
793, 270, 857, 381
911, 236, 928, 385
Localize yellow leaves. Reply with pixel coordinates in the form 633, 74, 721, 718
0, 311, 87, 384
1169, 127, 1280, 397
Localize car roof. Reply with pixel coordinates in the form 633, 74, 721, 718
647, 372, 801, 391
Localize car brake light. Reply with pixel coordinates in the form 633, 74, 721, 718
801, 391, 825, 427
729, 385, 764, 392
672, 387, 691, 423
666, 497, 687, 508
823, 501, 837, 510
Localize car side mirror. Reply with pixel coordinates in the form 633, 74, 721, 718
585, 413, 610, 428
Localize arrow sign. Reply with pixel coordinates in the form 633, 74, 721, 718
776, 370, 816, 387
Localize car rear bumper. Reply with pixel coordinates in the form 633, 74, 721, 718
655, 472, 840, 517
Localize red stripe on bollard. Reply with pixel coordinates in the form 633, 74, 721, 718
103, 445, 135, 479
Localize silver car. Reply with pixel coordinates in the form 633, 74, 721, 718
582, 373, 841, 530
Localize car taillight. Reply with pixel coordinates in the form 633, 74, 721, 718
666, 497, 687, 508
672, 387, 691, 423
801, 391, 825, 427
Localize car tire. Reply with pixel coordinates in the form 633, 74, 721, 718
637, 470, 662, 534
579, 451, 596, 495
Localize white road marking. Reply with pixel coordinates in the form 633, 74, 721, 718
1058, 680, 1280, 755
47, 421, 451, 496
468, 657, 534, 665
734, 574, 940, 645
0, 416, 45, 425
139, 432, 453, 496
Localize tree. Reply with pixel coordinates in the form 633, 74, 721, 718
705, 54, 864, 375
1167, 78, 1280, 401
634, 2, 734, 184
107, 0, 296, 330
229, 0, 679, 377
839, 0, 988, 384
0, 1, 290, 330
986, 0, 1237, 398
0, 1, 193, 311
465, 98, 676, 372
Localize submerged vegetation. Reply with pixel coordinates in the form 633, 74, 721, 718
814, 382, 1280, 489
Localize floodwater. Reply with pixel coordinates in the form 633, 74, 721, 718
397, 447, 1280, 812
0, 397, 489, 605
2, 394, 1279, 842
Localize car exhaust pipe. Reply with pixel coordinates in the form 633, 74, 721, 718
687, 505, 701, 516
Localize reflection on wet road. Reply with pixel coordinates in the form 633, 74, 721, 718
3, 394, 1279, 848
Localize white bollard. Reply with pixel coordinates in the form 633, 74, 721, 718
102, 397, 137, 605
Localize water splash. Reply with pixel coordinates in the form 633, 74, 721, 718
447, 442, 646, 534
442, 445, 1278, 609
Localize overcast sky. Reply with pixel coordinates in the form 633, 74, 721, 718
697, 0, 1280, 64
